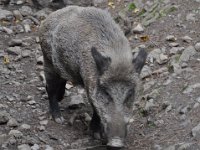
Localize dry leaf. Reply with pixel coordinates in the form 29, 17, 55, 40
108, 1, 115, 9
140, 35, 150, 42
3, 55, 10, 64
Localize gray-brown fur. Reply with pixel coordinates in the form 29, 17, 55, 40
39, 6, 147, 149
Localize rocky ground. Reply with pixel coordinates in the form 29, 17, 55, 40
0, 0, 200, 150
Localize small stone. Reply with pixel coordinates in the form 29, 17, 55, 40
165, 104, 173, 112
18, 144, 31, 150
180, 61, 188, 68
8, 39, 23, 47
166, 35, 176, 42
192, 123, 200, 140
0, 8, 13, 20
24, 24, 31, 33
169, 42, 179, 47
16, 0, 24, 5
35, 37, 40, 43
132, 23, 144, 34
186, 13, 195, 21
2, 26, 13, 34
22, 50, 31, 58
7, 118, 19, 127
19, 6, 33, 16
84, 113, 91, 122
39, 71, 45, 84
68, 94, 85, 108
183, 83, 200, 94
45, 145, 54, 150
7, 46, 22, 56
179, 46, 196, 63
179, 105, 191, 114
194, 42, 200, 52
39, 125, 45, 131
181, 36, 193, 43
9, 130, 23, 138
140, 65, 152, 79
193, 103, 199, 109
40, 120, 48, 126
13, 10, 23, 21
37, 56, 43, 64
31, 144, 40, 150
158, 53, 168, 64
144, 99, 155, 111
28, 100, 36, 105
65, 83, 73, 90
20, 124, 31, 130
0, 111, 10, 124
196, 97, 200, 103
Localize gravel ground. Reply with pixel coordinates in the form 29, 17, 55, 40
0, 0, 200, 150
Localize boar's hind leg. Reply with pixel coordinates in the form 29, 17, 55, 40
44, 64, 66, 124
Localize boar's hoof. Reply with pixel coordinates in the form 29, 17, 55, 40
107, 137, 124, 149
54, 116, 64, 124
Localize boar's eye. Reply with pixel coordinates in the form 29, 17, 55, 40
99, 86, 112, 104
124, 89, 135, 108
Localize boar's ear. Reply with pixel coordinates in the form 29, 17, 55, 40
132, 48, 147, 74
91, 47, 111, 75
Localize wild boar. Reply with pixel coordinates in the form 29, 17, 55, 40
39, 6, 147, 149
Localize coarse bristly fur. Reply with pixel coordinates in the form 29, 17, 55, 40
39, 5, 147, 148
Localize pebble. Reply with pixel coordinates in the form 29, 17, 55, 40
18, 144, 31, 150
181, 36, 193, 43
140, 65, 152, 79
8, 39, 23, 47
13, 10, 23, 21
7, 46, 22, 56
7, 118, 19, 127
2, 26, 13, 34
45, 145, 54, 150
169, 42, 179, 47
19, 6, 33, 16
183, 83, 200, 94
132, 23, 144, 34
179, 46, 196, 63
0, 111, 10, 124
192, 123, 200, 140
194, 42, 200, 52
40, 120, 48, 126
186, 13, 195, 21
9, 130, 23, 138
37, 56, 44, 64
24, 24, 31, 33
68, 94, 85, 108
169, 47, 184, 55
20, 124, 31, 130
166, 35, 176, 42
31, 144, 40, 150
0, 8, 13, 20
144, 99, 155, 111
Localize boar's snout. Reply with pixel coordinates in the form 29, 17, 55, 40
107, 137, 124, 149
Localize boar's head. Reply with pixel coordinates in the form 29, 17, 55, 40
90, 47, 147, 149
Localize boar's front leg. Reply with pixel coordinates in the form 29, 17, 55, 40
44, 61, 66, 124
90, 109, 103, 140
